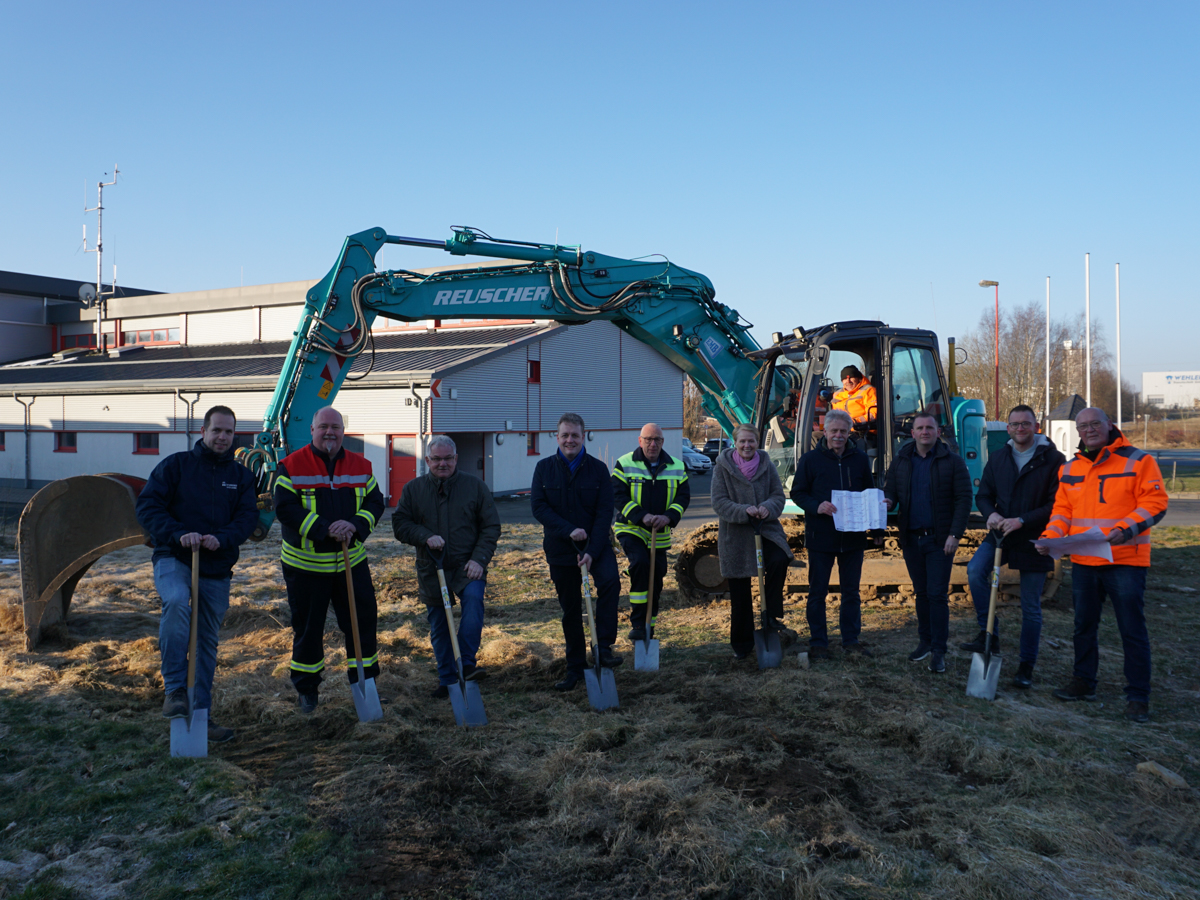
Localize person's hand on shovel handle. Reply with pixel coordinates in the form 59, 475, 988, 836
570, 528, 593, 570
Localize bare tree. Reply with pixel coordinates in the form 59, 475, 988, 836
950, 301, 1133, 419
683, 376, 705, 442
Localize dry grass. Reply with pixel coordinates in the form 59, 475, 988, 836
1, 523, 1199, 899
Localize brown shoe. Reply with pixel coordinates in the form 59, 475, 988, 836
1124, 701, 1149, 723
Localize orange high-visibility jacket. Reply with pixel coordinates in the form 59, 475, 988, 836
1040, 430, 1167, 567
832, 382, 878, 423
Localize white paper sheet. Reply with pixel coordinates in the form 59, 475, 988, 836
1033, 526, 1114, 561
831, 488, 887, 532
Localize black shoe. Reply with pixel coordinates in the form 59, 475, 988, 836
1052, 678, 1097, 702
1124, 700, 1150, 723
598, 648, 624, 668
908, 642, 932, 662
808, 645, 832, 661
843, 642, 874, 658
431, 684, 450, 699
928, 651, 946, 674
732, 648, 753, 660
554, 672, 583, 692
1011, 661, 1034, 689
628, 625, 648, 643
162, 689, 188, 719
207, 722, 235, 743
960, 631, 1000, 654
766, 618, 799, 641
463, 665, 488, 682
297, 692, 319, 714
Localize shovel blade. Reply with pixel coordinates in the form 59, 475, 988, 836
633, 638, 660, 671
169, 708, 208, 758
754, 629, 782, 669
350, 677, 384, 722
584, 667, 619, 711
966, 652, 1003, 700
461, 681, 487, 727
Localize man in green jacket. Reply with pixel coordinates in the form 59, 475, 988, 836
392, 435, 501, 697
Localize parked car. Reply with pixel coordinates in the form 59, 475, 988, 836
682, 447, 712, 474
702, 438, 730, 461
681, 437, 695, 452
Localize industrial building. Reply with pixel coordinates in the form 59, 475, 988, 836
0, 274, 685, 500
1142, 372, 1200, 410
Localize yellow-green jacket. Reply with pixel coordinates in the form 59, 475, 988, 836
612, 448, 690, 548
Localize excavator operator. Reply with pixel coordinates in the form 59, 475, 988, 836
832, 365, 878, 425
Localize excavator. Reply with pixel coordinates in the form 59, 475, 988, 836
18, 225, 1052, 648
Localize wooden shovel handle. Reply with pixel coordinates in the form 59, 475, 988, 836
343, 542, 366, 666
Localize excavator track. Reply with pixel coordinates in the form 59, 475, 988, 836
16, 474, 150, 648
675, 521, 1061, 607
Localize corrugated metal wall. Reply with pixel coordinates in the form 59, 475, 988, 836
187, 309, 258, 345
620, 330, 683, 428
433, 348, 528, 432
333, 387, 423, 434
260, 305, 304, 341
64, 394, 175, 431
539, 321, 623, 429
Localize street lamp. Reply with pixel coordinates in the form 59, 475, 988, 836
979, 280, 1000, 418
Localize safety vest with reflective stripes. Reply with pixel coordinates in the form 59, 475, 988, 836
1040, 430, 1167, 567
832, 382, 878, 423
613, 449, 689, 548
275, 444, 383, 573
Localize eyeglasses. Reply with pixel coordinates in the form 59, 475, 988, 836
1008, 421, 1035, 429
428, 455, 456, 463
1077, 421, 1106, 432
641, 437, 664, 444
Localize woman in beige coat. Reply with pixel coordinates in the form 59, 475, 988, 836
710, 424, 795, 658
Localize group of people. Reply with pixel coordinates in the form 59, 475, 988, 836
136, 397, 1168, 742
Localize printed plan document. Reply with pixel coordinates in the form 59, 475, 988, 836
1033, 526, 1114, 562
831, 489, 887, 532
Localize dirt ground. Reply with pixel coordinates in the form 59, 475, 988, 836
2, 524, 1199, 899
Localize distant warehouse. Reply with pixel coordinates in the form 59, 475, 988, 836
0, 274, 685, 500
1142, 372, 1200, 410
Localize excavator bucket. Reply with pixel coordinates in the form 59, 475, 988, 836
16, 474, 150, 649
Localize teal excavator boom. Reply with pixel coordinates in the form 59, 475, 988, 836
241, 226, 766, 538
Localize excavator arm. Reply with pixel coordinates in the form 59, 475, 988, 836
242, 226, 769, 537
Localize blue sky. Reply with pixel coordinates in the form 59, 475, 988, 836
3, 1, 1196, 385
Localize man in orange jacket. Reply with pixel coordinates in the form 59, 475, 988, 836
1038, 407, 1167, 722
831, 366, 878, 425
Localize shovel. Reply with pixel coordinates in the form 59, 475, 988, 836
578, 545, 619, 710
634, 526, 661, 671
342, 542, 383, 722
752, 518, 782, 669
170, 547, 208, 758
966, 533, 1004, 700
433, 548, 487, 727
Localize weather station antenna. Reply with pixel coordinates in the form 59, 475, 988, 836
82, 165, 119, 352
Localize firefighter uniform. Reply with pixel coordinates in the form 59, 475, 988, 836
831, 381, 878, 424
1041, 427, 1167, 704
274, 443, 385, 696
613, 448, 690, 630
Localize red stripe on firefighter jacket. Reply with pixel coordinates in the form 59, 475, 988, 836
1040, 430, 1167, 567
274, 444, 384, 573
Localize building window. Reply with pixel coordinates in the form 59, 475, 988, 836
60, 333, 97, 350
527, 432, 538, 456
0, 431, 5, 451
1148, 396, 1164, 406
528, 360, 541, 383
122, 327, 181, 346
343, 434, 365, 454
134, 433, 160, 454
55, 432, 77, 453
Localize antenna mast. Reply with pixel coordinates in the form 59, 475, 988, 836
84, 165, 119, 352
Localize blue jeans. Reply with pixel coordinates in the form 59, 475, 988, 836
902, 534, 955, 654
154, 556, 231, 711
805, 548, 864, 647
427, 578, 485, 686
1070, 563, 1151, 702
966, 542, 1046, 664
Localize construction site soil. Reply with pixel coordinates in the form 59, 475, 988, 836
1, 523, 1198, 899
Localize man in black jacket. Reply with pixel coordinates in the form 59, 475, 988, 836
883, 411, 972, 673
136, 405, 258, 742
790, 409, 883, 659
961, 405, 1064, 688
532, 413, 622, 691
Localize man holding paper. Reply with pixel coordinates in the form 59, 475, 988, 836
791, 409, 883, 659
1038, 408, 1167, 722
